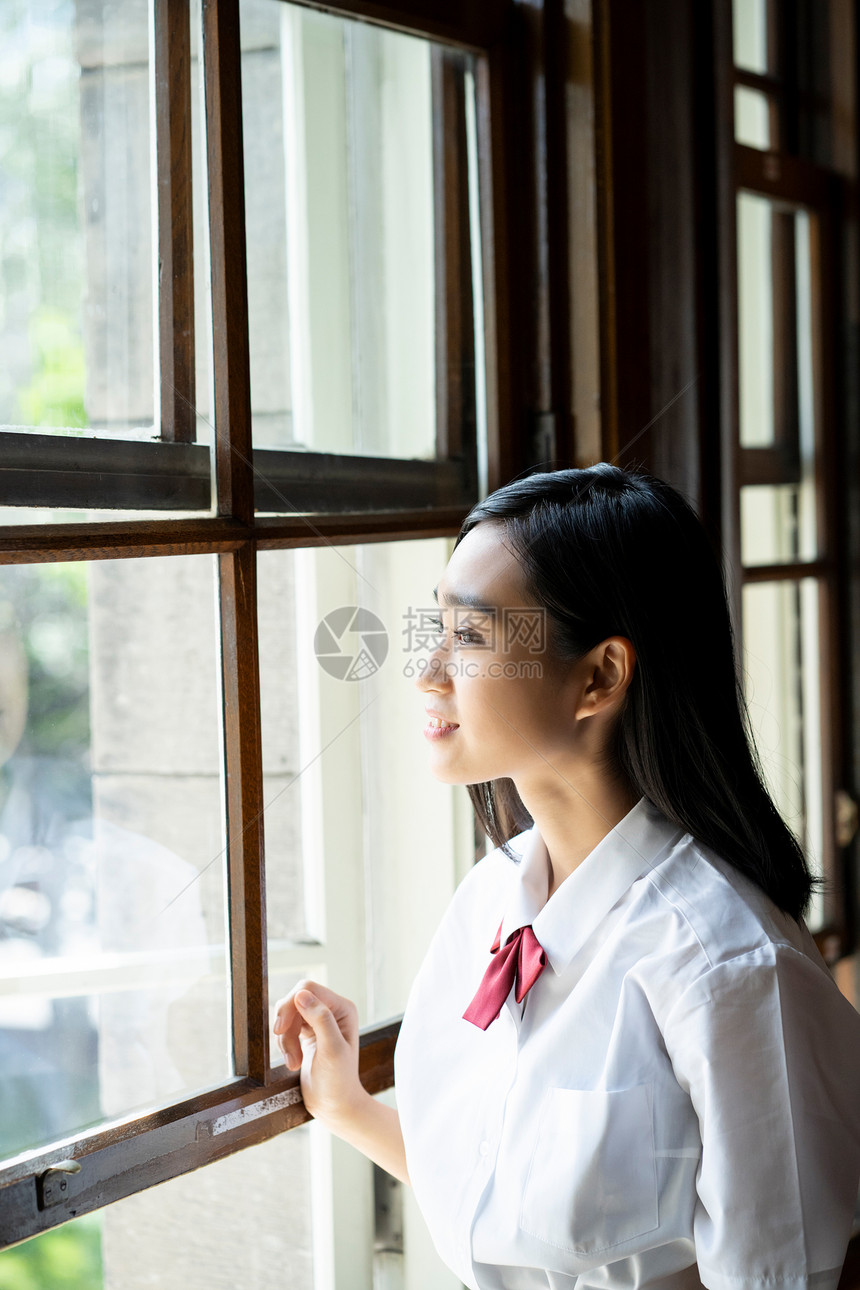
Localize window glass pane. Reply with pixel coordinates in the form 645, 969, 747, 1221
0, 501, 214, 527
359, 538, 479, 1021
0, 3, 214, 519
258, 535, 470, 1290
240, 0, 480, 462
742, 578, 825, 930
734, 85, 773, 149
190, 0, 214, 449
732, 0, 769, 73
740, 483, 817, 565
257, 544, 317, 1021
0, 555, 230, 1163
794, 209, 818, 493
738, 208, 820, 562
737, 191, 775, 447
258, 536, 475, 1039
0, 2, 151, 441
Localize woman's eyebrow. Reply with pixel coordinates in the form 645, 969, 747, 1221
432, 585, 498, 616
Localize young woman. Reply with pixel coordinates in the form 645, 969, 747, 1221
274, 463, 860, 1290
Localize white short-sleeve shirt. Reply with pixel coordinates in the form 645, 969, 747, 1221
394, 796, 860, 1290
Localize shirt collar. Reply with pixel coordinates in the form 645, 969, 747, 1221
501, 796, 686, 975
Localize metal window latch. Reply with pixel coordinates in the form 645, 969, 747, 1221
36, 1159, 82, 1211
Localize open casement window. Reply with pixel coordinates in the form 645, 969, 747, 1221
0, 0, 491, 517
0, 0, 514, 1278
719, 0, 854, 958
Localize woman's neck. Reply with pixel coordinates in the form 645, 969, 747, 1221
517, 771, 641, 900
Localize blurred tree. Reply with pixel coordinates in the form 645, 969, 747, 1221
0, 0, 86, 429
0, 1213, 103, 1289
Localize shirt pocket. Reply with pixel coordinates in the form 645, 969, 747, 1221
519, 1084, 659, 1256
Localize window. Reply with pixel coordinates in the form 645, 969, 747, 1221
0, 3, 515, 1281
722, 0, 852, 954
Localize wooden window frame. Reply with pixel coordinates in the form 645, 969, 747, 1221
0, 0, 526, 1246
0, 1, 501, 517
715, 0, 849, 962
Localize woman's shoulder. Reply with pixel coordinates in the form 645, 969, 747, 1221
643, 825, 829, 980
636, 832, 860, 1083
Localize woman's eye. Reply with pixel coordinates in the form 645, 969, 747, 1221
426, 616, 482, 646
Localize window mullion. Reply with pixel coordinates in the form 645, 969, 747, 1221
202, 0, 267, 1081
219, 543, 269, 1082
431, 47, 475, 466
154, 0, 197, 443
202, 0, 254, 523
475, 48, 517, 494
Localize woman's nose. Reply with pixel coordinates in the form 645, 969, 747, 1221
414, 641, 452, 692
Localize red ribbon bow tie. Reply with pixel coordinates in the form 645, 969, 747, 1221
463, 921, 548, 1030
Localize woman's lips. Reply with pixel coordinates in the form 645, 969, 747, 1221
424, 715, 459, 740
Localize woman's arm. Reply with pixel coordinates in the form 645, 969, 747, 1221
664, 945, 860, 1285
273, 981, 410, 1186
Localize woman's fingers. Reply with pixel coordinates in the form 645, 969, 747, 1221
272, 981, 318, 1068
272, 981, 357, 1070
291, 989, 363, 1123
294, 989, 344, 1056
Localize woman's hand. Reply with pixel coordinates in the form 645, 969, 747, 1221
273, 980, 364, 1129
272, 979, 410, 1184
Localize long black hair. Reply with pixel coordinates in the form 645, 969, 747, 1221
456, 462, 817, 921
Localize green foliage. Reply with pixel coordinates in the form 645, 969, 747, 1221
0, 1214, 103, 1290
17, 307, 86, 429
0, 562, 90, 761
0, 0, 87, 430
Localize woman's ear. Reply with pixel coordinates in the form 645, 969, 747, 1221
575, 636, 636, 720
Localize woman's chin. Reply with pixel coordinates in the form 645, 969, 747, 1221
426, 765, 464, 785
424, 754, 471, 787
